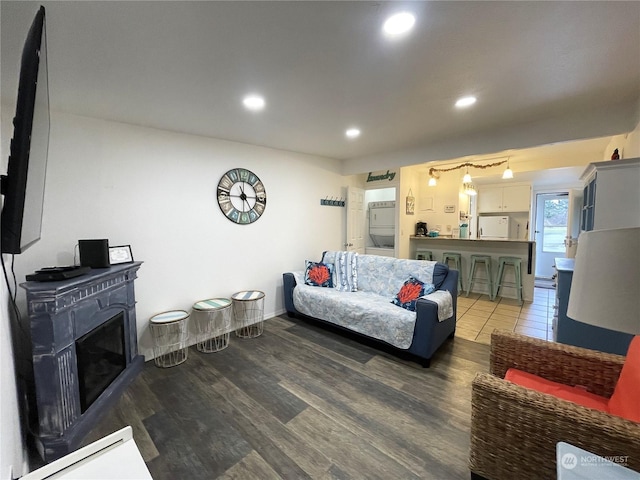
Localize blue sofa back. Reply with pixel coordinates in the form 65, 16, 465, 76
322, 251, 449, 298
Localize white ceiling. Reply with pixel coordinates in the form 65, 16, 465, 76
2, 1, 639, 174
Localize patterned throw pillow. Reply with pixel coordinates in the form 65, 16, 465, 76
392, 276, 434, 311
304, 261, 334, 287
326, 251, 358, 292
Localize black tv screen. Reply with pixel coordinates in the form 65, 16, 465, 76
1, 6, 50, 254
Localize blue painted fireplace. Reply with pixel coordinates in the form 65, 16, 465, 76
21, 262, 144, 462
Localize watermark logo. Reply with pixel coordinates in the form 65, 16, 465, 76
561, 453, 577, 470
560, 452, 629, 470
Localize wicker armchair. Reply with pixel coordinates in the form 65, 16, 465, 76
469, 330, 640, 480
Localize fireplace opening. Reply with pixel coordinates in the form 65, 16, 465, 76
76, 312, 126, 413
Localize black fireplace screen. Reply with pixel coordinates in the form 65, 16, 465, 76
76, 312, 126, 413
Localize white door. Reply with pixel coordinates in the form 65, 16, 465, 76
534, 192, 569, 278
565, 188, 582, 257
346, 186, 365, 253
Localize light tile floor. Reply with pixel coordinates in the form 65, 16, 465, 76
455, 287, 555, 345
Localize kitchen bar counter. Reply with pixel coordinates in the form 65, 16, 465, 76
410, 236, 536, 302
411, 236, 532, 244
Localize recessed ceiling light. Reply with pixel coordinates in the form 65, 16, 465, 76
345, 128, 361, 139
455, 96, 477, 108
383, 12, 416, 37
243, 95, 265, 111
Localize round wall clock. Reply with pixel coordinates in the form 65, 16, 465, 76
217, 168, 267, 224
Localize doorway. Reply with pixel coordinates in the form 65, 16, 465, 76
364, 187, 397, 256
533, 192, 569, 280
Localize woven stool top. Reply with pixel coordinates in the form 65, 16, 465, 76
150, 310, 189, 324
193, 298, 232, 311
232, 290, 265, 301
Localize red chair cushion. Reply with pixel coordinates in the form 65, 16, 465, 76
504, 368, 609, 412
608, 336, 640, 422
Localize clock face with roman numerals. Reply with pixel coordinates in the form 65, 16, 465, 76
217, 168, 266, 224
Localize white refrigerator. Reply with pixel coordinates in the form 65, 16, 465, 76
478, 216, 510, 240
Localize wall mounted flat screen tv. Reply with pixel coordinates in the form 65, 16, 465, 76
1, 6, 50, 254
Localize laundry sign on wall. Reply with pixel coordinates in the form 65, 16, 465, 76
366, 170, 397, 183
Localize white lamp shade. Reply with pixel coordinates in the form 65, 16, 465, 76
567, 227, 640, 335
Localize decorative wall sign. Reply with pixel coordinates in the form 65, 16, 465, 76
366, 170, 397, 182
217, 168, 267, 224
444, 205, 456, 213
406, 189, 415, 215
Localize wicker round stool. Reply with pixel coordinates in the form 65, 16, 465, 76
192, 298, 232, 353
149, 310, 190, 368
231, 290, 265, 338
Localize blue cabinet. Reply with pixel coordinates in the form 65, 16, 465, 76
554, 258, 632, 355
579, 158, 640, 232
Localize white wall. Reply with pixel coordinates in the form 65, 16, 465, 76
604, 120, 640, 159
1, 111, 354, 476
0, 281, 26, 480
8, 112, 353, 358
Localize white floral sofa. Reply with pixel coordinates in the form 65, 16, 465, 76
282, 251, 458, 367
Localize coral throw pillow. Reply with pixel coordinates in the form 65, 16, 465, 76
608, 336, 640, 422
304, 261, 333, 287
392, 276, 426, 311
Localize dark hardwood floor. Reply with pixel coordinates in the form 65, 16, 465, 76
84, 315, 490, 479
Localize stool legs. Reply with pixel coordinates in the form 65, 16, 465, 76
442, 253, 463, 294
466, 256, 494, 300
494, 257, 523, 305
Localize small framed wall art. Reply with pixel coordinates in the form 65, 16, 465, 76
109, 245, 134, 265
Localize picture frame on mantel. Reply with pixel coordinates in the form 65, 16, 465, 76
109, 245, 134, 265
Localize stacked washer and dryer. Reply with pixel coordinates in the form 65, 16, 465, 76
366, 201, 396, 257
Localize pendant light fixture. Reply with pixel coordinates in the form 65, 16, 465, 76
502, 157, 514, 179
462, 166, 472, 184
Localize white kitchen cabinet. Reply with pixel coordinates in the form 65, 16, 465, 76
478, 185, 531, 213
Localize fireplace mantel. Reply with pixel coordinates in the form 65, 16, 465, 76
21, 262, 144, 462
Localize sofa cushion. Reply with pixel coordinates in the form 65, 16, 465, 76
608, 335, 640, 422
292, 282, 419, 349
504, 368, 609, 412
304, 261, 333, 287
